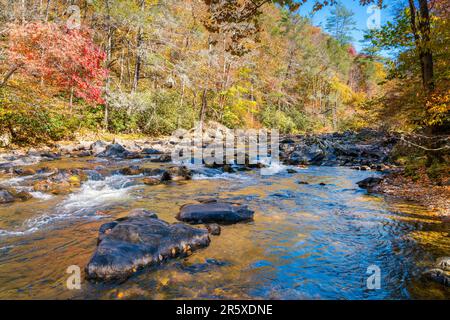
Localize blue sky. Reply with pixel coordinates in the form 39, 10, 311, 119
295, 0, 399, 52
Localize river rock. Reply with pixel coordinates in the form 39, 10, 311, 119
356, 177, 383, 190
0, 190, 15, 204
143, 177, 160, 185
177, 202, 254, 224
436, 257, 450, 271
85, 212, 210, 281
423, 268, 450, 287
160, 166, 193, 182
205, 223, 221, 235
91, 140, 108, 155
97, 143, 128, 158
119, 165, 142, 176
142, 148, 162, 155
33, 180, 72, 195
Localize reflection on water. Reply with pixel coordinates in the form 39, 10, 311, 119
0, 159, 449, 299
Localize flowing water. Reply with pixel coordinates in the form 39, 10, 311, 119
0, 157, 449, 299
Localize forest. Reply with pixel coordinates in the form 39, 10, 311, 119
0, 0, 449, 301
0, 0, 446, 143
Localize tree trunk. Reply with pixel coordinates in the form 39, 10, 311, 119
408, 0, 434, 92
132, 0, 145, 93
418, 0, 434, 91
0, 65, 20, 88
199, 89, 207, 124
104, 0, 113, 131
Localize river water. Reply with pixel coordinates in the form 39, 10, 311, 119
0, 157, 449, 299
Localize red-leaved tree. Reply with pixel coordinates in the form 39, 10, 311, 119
4, 22, 108, 104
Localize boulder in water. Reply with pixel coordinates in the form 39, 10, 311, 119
177, 202, 254, 224
86, 212, 210, 281
356, 177, 383, 190
160, 166, 193, 182
97, 143, 128, 158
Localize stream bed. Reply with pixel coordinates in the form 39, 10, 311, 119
0, 157, 449, 299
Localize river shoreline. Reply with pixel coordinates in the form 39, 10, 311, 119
373, 170, 450, 217
1, 128, 449, 216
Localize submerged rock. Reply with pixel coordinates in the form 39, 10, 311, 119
205, 223, 221, 235
86, 211, 210, 281
177, 202, 254, 224
0, 188, 32, 203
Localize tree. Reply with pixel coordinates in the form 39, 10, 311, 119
5, 22, 108, 105
325, 1, 356, 45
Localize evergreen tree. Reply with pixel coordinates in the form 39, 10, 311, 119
325, 2, 356, 45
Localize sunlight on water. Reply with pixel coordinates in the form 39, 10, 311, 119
0, 158, 448, 300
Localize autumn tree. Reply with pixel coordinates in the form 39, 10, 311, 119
4, 22, 107, 105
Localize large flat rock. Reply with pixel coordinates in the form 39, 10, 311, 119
177, 201, 254, 225
85, 210, 210, 281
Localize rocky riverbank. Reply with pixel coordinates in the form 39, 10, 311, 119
373, 171, 450, 216
1, 125, 448, 215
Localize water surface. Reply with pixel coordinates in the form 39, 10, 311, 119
0, 158, 449, 299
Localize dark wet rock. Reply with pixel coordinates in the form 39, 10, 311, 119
198, 199, 218, 204
161, 166, 193, 182
119, 165, 142, 176
75, 150, 92, 157
40, 151, 61, 159
97, 143, 128, 158
177, 202, 254, 225
151, 154, 171, 162
319, 182, 327, 186
142, 148, 162, 155
423, 268, 450, 287
85, 213, 210, 281
297, 181, 309, 185
286, 168, 297, 174
279, 130, 397, 167
205, 223, 221, 235
142, 168, 165, 176
222, 164, 235, 173
281, 137, 296, 144
356, 177, 383, 190
0, 190, 15, 203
